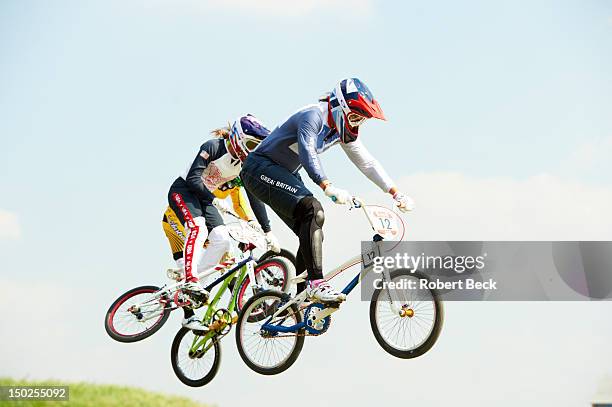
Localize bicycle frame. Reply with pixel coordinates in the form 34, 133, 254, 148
134, 210, 270, 311
261, 198, 404, 334
187, 248, 290, 352
187, 258, 252, 353
129, 254, 257, 323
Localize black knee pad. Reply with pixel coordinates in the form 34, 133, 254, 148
313, 202, 325, 227
295, 196, 325, 223
295, 196, 325, 272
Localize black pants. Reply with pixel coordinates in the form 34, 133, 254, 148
167, 178, 224, 232
241, 153, 324, 286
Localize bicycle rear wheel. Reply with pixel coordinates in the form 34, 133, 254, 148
171, 327, 221, 387
236, 291, 304, 375
105, 285, 171, 343
370, 270, 443, 358
236, 256, 293, 315
258, 248, 297, 271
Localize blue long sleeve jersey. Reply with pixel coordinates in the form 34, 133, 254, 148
255, 102, 395, 191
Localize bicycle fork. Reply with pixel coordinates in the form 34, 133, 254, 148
381, 268, 403, 315
245, 259, 261, 293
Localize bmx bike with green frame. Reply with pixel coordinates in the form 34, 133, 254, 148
169, 249, 293, 386
104, 215, 295, 345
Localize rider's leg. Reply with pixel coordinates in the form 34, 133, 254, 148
293, 196, 324, 281
195, 203, 229, 277
179, 218, 210, 330
293, 197, 345, 302
168, 186, 209, 290
182, 216, 209, 283
162, 206, 186, 268
197, 225, 230, 274
168, 181, 211, 330
241, 155, 345, 302
295, 247, 307, 294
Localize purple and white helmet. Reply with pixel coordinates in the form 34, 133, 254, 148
228, 114, 271, 162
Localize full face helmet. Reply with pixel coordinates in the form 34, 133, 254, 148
329, 78, 386, 143
228, 114, 271, 162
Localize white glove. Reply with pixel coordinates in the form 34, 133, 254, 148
324, 185, 352, 205
247, 220, 264, 233
393, 192, 415, 212
212, 198, 232, 214
265, 231, 281, 253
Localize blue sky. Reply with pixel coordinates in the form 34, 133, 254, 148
1, 1, 612, 406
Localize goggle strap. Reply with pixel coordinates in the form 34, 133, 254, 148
335, 83, 351, 116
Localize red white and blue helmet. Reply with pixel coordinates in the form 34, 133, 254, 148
229, 114, 271, 162
329, 78, 386, 143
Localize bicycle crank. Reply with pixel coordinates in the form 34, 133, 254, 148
304, 303, 335, 335
208, 308, 233, 336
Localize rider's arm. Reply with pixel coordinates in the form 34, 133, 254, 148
244, 188, 271, 233
230, 187, 254, 221
297, 110, 328, 187
340, 139, 395, 193
184, 140, 223, 203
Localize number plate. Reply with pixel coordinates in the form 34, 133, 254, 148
361, 241, 382, 268
366, 206, 400, 238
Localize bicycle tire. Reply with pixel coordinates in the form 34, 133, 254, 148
369, 269, 444, 359
236, 290, 304, 375
170, 327, 222, 387
104, 285, 171, 343
236, 256, 293, 314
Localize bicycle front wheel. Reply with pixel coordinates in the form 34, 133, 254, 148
104, 285, 170, 343
370, 270, 444, 359
236, 291, 304, 375
171, 327, 221, 387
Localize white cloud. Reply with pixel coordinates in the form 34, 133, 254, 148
0, 279, 73, 375
393, 172, 612, 240
203, 0, 374, 18
571, 136, 612, 170
0, 210, 21, 239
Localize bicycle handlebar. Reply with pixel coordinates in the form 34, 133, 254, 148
348, 196, 377, 232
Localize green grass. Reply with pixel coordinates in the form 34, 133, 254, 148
0, 378, 211, 407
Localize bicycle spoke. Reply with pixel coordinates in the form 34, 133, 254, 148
239, 295, 299, 370
110, 292, 165, 337
175, 331, 216, 381
375, 274, 437, 352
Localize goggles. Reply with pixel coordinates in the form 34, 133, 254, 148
243, 136, 261, 152
347, 112, 367, 128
